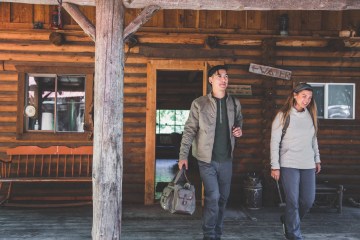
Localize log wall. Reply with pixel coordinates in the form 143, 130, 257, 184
0, 3, 359, 204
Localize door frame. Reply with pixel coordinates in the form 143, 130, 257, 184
144, 60, 224, 204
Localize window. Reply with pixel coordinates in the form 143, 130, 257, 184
16, 65, 94, 140
25, 74, 85, 132
156, 109, 189, 134
309, 83, 355, 119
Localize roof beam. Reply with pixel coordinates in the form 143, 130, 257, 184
1, 0, 95, 5
123, 0, 360, 10
2, 0, 360, 10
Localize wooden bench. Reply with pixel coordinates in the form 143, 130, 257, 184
0, 146, 93, 207
314, 183, 344, 213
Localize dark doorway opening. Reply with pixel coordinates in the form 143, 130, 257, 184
154, 70, 203, 200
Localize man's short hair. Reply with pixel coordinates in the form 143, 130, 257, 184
208, 65, 228, 78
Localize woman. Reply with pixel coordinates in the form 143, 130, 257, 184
270, 83, 321, 240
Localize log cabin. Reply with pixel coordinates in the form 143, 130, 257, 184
0, 2, 360, 210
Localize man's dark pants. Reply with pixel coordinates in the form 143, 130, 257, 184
198, 160, 232, 239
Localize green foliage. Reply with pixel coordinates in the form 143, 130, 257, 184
156, 109, 189, 134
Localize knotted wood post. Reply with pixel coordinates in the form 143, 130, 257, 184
92, 0, 124, 239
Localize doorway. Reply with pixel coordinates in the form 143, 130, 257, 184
144, 60, 211, 204
154, 70, 203, 200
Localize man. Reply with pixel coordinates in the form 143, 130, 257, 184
178, 65, 243, 240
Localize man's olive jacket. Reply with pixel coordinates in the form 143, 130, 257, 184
179, 93, 243, 163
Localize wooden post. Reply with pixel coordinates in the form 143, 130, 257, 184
92, 0, 124, 239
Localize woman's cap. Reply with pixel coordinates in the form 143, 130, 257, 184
208, 65, 227, 77
293, 83, 313, 93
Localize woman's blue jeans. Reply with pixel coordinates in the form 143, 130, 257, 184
281, 167, 316, 240
198, 160, 232, 239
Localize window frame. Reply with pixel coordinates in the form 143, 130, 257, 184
309, 82, 356, 120
16, 65, 94, 141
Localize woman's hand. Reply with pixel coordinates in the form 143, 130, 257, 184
271, 169, 280, 181
232, 127, 243, 138
315, 163, 321, 174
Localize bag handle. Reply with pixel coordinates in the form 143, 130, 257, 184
171, 167, 190, 185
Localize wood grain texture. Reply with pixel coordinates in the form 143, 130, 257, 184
62, 2, 95, 41
92, 0, 124, 238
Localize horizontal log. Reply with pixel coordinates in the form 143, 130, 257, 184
0, 106, 16, 112
0, 42, 95, 53
0, 178, 92, 182
0, 30, 92, 42
0, 52, 94, 63
3, 0, 360, 11
276, 39, 328, 47
124, 0, 360, 10
2, 61, 94, 71
319, 139, 360, 145
140, 46, 259, 60
0, 84, 17, 91
291, 69, 360, 77
1, 0, 95, 6
277, 59, 360, 68
276, 49, 360, 58
0, 73, 17, 81
123, 65, 147, 74
124, 87, 147, 94
0, 116, 17, 122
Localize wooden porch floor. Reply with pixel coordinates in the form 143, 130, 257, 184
0, 204, 359, 240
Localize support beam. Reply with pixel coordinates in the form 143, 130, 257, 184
92, 0, 124, 239
62, 2, 95, 41
125, 0, 360, 10
2, 0, 360, 10
1, 0, 95, 5
123, 5, 160, 41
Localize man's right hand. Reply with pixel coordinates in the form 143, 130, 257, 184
178, 159, 188, 170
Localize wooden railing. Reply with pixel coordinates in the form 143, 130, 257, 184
0, 146, 93, 207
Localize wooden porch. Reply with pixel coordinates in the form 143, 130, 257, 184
0, 204, 359, 240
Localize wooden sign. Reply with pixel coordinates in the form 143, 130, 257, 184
249, 63, 291, 80
228, 85, 252, 96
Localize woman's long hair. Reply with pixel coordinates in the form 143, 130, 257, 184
279, 89, 318, 133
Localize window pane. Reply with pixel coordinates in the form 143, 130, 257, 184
25, 76, 41, 130
312, 86, 325, 118
156, 110, 189, 134
26, 75, 56, 131
161, 110, 175, 126
40, 77, 56, 130
56, 76, 85, 132
328, 84, 354, 119
159, 125, 174, 134
175, 110, 189, 124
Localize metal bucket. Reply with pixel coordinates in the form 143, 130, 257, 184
244, 176, 263, 210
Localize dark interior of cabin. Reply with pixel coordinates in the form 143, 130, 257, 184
155, 70, 203, 200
